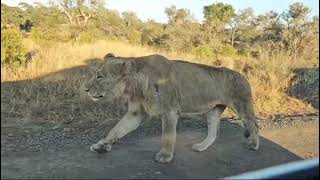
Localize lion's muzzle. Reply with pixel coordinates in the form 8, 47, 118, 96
87, 91, 106, 102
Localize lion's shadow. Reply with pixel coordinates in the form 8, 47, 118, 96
1, 57, 126, 127
102, 118, 303, 179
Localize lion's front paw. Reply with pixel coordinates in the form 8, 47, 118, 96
90, 142, 112, 153
154, 151, 173, 163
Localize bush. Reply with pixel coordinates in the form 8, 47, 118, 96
127, 30, 142, 44
31, 26, 72, 47
219, 44, 237, 57
1, 28, 27, 66
75, 31, 94, 44
71, 26, 106, 45
192, 44, 214, 59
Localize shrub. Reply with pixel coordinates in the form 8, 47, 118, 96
75, 31, 94, 44
127, 30, 142, 44
1, 28, 27, 66
31, 26, 72, 47
71, 26, 106, 45
192, 44, 214, 59
219, 44, 237, 57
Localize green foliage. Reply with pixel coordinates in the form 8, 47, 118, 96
165, 5, 193, 24
192, 44, 214, 59
126, 30, 142, 44
76, 31, 95, 44
1, 3, 25, 28
122, 11, 142, 28
31, 26, 71, 46
141, 20, 164, 46
93, 9, 126, 39
219, 44, 237, 57
203, 2, 235, 29
288, 2, 310, 21
1, 28, 27, 66
0, 1, 318, 63
148, 6, 201, 53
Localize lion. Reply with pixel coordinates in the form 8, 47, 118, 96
83, 53, 259, 163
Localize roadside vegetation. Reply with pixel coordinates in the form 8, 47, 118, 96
1, 1, 318, 121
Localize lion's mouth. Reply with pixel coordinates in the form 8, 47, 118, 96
90, 95, 104, 102
88, 92, 105, 102
91, 97, 103, 102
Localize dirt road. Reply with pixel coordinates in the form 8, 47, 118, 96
1, 116, 318, 179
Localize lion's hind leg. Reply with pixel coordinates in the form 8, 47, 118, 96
192, 105, 226, 152
233, 100, 259, 151
240, 112, 259, 151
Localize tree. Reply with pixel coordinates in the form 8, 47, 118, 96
286, 2, 310, 26
203, 3, 235, 32
281, 2, 312, 58
251, 10, 284, 53
229, 8, 255, 47
141, 20, 164, 46
122, 11, 141, 28
93, 8, 126, 38
165, 5, 193, 25
162, 6, 200, 52
49, 0, 104, 26
1, 3, 25, 28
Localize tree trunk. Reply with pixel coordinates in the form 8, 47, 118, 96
79, 8, 92, 25
60, 6, 74, 25
231, 28, 236, 47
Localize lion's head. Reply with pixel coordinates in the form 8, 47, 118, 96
83, 53, 132, 102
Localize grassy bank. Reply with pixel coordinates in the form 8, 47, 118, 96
1, 39, 317, 124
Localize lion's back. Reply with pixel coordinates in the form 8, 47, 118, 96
169, 60, 253, 108
133, 56, 251, 96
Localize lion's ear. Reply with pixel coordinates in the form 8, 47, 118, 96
104, 53, 115, 60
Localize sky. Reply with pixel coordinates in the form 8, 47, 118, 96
2, 0, 319, 23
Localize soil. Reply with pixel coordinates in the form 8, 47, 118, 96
1, 115, 318, 179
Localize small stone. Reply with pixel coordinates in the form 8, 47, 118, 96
154, 171, 162, 175
8, 133, 13, 137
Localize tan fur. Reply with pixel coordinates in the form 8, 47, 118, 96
84, 53, 259, 163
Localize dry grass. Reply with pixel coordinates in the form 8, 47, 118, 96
1, 39, 318, 125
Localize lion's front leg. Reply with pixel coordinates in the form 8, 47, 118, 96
155, 110, 178, 163
90, 103, 143, 153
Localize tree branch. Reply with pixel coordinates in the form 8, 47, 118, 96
78, 8, 92, 24
58, 4, 75, 25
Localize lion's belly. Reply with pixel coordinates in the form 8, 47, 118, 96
179, 100, 221, 114
142, 101, 162, 116
143, 90, 225, 113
